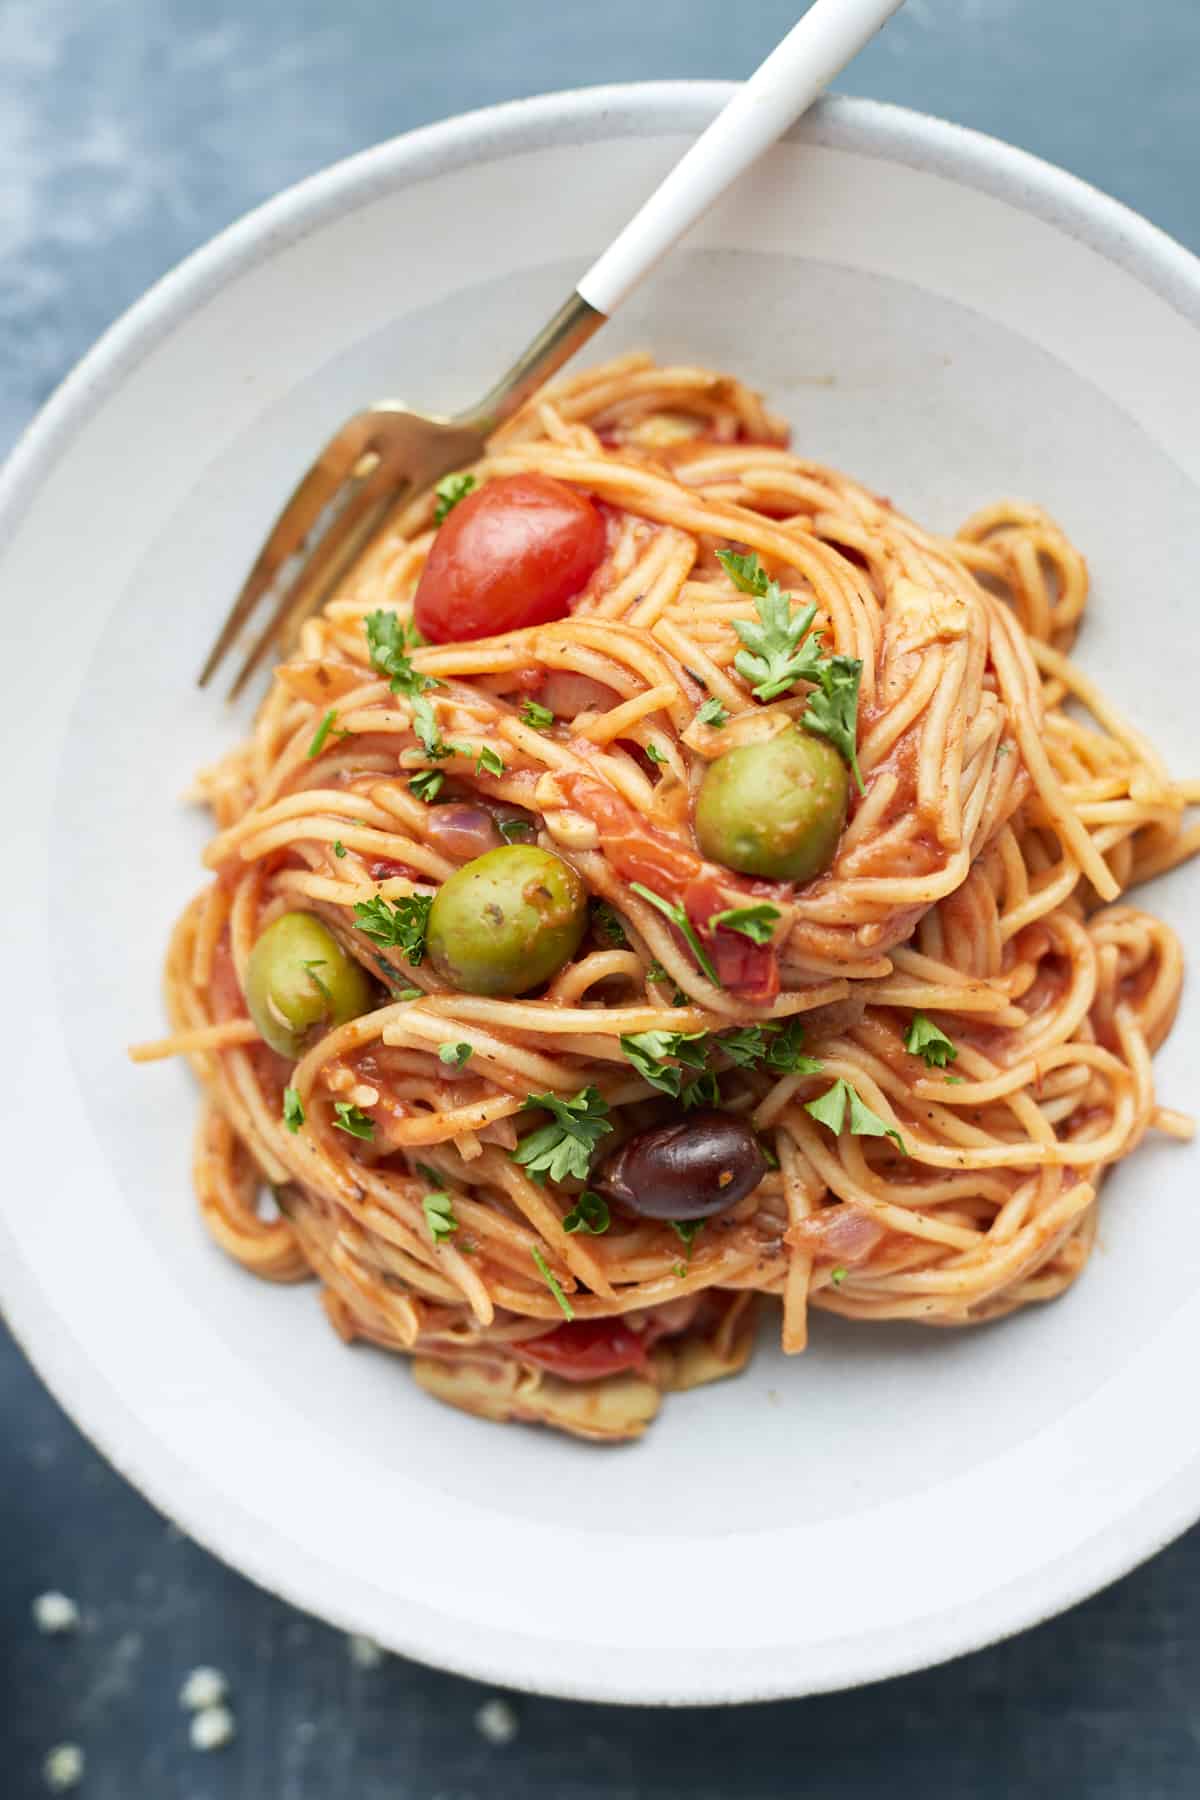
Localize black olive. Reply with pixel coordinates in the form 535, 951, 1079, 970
592, 1109, 766, 1222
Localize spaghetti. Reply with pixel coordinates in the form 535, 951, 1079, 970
134, 355, 1198, 1441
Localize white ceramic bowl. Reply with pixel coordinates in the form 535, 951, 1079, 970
3, 86, 1200, 1706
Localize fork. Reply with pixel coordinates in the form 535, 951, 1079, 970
201, 0, 905, 698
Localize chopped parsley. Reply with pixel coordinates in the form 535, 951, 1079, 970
364, 611, 451, 761
333, 840, 347, 858
512, 1087, 612, 1184
365, 610, 418, 687
422, 1189, 458, 1242
620, 1029, 709, 1098
709, 902, 780, 945
306, 708, 350, 759
438, 1042, 473, 1068
409, 769, 444, 804
716, 1025, 770, 1067
331, 1101, 374, 1140
944, 1074, 966, 1085
411, 692, 453, 761
830, 1265, 848, 1287
718, 549, 825, 701
519, 699, 555, 731
696, 696, 729, 728
681, 1069, 720, 1110
531, 1246, 575, 1320
282, 1087, 305, 1133
372, 956, 422, 999
562, 1190, 610, 1235
804, 1079, 906, 1153
301, 959, 331, 1003
672, 1260, 687, 1279
475, 744, 505, 778
644, 740, 668, 766
629, 882, 719, 987
763, 1017, 824, 1075
904, 1013, 957, 1069
433, 471, 476, 523
593, 902, 629, 948
353, 893, 432, 965
498, 817, 535, 843
669, 1219, 705, 1258
716, 548, 864, 789
803, 655, 865, 793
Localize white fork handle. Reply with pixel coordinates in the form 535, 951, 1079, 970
578, 0, 906, 317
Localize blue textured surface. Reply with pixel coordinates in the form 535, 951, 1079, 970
3, 1, 1199, 1793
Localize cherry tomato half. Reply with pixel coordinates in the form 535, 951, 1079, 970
516, 1318, 651, 1383
413, 472, 606, 644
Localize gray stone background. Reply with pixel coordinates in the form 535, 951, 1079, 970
2, 1, 1198, 1794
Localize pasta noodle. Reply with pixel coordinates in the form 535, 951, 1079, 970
133, 355, 1196, 1441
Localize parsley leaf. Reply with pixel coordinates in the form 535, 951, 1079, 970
512, 1087, 612, 1184
763, 1017, 824, 1075
333, 840, 347, 858
519, 699, 555, 731
696, 696, 729, 728
620, 1029, 709, 1097
904, 1013, 957, 1068
645, 960, 670, 984
365, 613, 450, 762
803, 654, 865, 793
353, 894, 432, 965
644, 741, 667, 766
593, 902, 628, 949
672, 1260, 687, 1278
306, 708, 349, 759
301, 958, 331, 1003
282, 1088, 304, 1133
438, 1042, 473, 1068
830, 1264, 848, 1287
365, 610, 417, 687
804, 1078, 906, 1153
332, 1101, 374, 1140
498, 817, 535, 843
475, 744, 505, 777
670, 1219, 705, 1258
944, 1074, 966, 1085
531, 1246, 575, 1320
681, 1069, 720, 1110
716, 1025, 770, 1067
709, 902, 780, 945
433, 471, 476, 523
717, 549, 771, 595
562, 1190, 610, 1235
409, 769, 444, 804
718, 549, 825, 702
629, 882, 719, 987
410, 691, 453, 761
422, 1189, 458, 1242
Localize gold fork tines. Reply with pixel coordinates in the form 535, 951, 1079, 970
198, 294, 604, 699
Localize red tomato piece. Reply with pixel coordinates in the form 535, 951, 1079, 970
413, 472, 606, 644
516, 1318, 651, 1383
684, 877, 780, 1003
557, 774, 700, 890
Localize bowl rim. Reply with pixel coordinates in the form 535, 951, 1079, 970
4, 83, 1200, 1705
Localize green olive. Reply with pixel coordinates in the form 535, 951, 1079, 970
694, 728, 848, 882
245, 911, 373, 1058
425, 845, 588, 996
